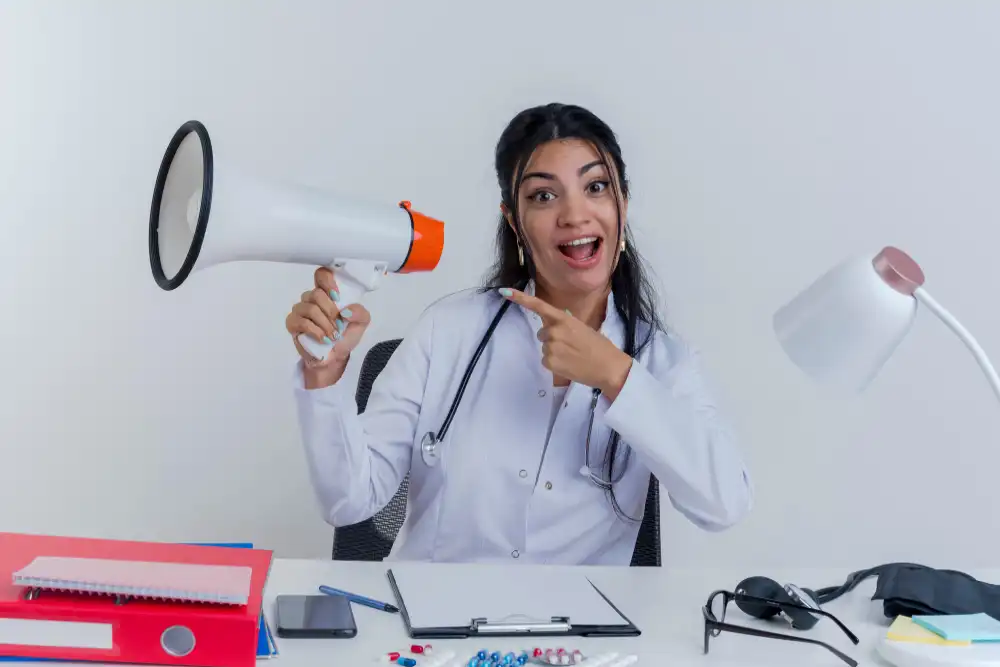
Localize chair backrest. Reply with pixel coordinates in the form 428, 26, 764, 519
630, 475, 661, 567
331, 338, 661, 566
331, 339, 410, 561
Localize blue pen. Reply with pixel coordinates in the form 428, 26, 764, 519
319, 585, 400, 613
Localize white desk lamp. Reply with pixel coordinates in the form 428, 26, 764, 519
774, 245, 1000, 667
774, 245, 1000, 400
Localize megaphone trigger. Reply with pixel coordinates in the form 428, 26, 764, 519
296, 257, 387, 362
149, 120, 446, 363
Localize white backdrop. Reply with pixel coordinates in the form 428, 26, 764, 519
2, 0, 998, 573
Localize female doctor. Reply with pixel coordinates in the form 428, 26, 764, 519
286, 103, 753, 565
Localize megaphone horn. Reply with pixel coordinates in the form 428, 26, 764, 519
149, 120, 445, 362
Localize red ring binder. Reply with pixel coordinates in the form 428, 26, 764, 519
0, 532, 272, 667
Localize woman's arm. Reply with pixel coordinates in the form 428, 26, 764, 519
599, 334, 754, 531
292, 310, 434, 527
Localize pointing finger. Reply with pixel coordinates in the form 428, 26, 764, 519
498, 288, 566, 321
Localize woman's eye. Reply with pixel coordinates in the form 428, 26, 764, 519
531, 191, 554, 203
588, 180, 609, 194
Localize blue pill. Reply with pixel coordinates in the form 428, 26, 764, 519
469, 660, 478, 667
490, 652, 501, 661
517, 656, 529, 665
478, 650, 488, 660
397, 659, 416, 667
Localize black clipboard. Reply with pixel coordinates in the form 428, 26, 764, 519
386, 568, 641, 639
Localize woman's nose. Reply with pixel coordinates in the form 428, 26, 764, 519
557, 192, 590, 226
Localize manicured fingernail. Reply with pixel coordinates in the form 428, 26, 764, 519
340, 308, 353, 318
333, 330, 342, 340
498, 288, 512, 297
565, 309, 572, 315
330, 289, 340, 301
323, 336, 333, 344
335, 318, 346, 332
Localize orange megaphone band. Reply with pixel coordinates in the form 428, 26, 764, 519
397, 200, 445, 273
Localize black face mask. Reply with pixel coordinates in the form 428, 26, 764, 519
813, 563, 1000, 618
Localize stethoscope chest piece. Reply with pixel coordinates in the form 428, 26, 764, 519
420, 432, 440, 467
415, 299, 512, 470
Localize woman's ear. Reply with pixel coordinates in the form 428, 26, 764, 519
617, 197, 628, 238
501, 203, 515, 233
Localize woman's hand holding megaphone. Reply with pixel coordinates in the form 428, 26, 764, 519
286, 267, 371, 388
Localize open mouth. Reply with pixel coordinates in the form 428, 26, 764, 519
557, 236, 602, 264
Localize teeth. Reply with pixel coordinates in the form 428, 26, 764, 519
560, 236, 598, 247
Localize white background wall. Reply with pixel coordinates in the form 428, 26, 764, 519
2, 0, 998, 573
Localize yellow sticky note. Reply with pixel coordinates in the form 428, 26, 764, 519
887, 616, 971, 646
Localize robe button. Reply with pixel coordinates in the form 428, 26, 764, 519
538, 389, 546, 397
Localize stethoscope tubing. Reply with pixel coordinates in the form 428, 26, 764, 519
420, 299, 512, 467
434, 299, 512, 444
419, 296, 626, 487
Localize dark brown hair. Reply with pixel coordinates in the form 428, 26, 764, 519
482, 103, 665, 520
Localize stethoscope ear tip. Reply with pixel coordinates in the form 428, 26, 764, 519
578, 466, 590, 477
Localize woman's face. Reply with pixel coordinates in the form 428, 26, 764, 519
509, 138, 624, 297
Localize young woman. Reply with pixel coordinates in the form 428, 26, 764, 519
285, 103, 753, 565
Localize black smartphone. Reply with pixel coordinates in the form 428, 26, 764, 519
275, 594, 358, 638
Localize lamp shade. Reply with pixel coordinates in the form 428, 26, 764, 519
773, 247, 926, 392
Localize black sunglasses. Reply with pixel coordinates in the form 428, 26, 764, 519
702, 589, 860, 667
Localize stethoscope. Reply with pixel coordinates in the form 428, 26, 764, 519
419, 298, 628, 488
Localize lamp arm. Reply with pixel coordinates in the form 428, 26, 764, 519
913, 286, 1000, 404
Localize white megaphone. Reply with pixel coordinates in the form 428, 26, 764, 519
148, 120, 445, 362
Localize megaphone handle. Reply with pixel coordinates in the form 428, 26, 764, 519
296, 259, 386, 363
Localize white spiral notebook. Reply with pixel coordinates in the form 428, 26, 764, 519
12, 556, 252, 605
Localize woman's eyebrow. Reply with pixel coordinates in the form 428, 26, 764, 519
522, 160, 606, 183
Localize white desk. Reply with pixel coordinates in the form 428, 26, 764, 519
37, 558, 997, 666
255, 558, 922, 667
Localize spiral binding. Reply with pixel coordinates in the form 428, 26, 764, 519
14, 574, 247, 605
12, 557, 251, 605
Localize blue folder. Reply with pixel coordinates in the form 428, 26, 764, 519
0, 541, 277, 661
187, 543, 278, 660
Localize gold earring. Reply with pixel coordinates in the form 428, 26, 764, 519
517, 244, 524, 266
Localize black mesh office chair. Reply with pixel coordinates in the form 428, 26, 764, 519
331, 339, 662, 566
